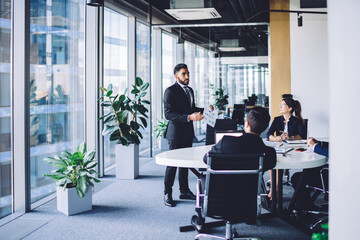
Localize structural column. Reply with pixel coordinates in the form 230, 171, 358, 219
269, 0, 291, 118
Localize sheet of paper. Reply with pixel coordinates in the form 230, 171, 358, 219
203, 106, 218, 128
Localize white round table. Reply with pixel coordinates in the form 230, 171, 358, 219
155, 144, 327, 170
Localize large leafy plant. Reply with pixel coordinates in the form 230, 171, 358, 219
154, 119, 168, 139
43, 142, 100, 198
99, 77, 150, 146
212, 86, 229, 111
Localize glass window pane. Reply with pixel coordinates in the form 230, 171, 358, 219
0, 0, 12, 219
103, 8, 128, 168
29, 0, 85, 203
136, 21, 150, 156
161, 33, 176, 94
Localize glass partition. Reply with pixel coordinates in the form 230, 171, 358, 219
0, 0, 12, 219
136, 21, 151, 156
103, 8, 128, 168
152, 23, 269, 136
29, 0, 85, 203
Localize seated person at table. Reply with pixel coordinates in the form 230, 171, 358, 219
291, 137, 329, 210
192, 107, 276, 231
267, 97, 306, 142
203, 107, 277, 172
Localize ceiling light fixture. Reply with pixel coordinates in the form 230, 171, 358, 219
218, 47, 246, 52
86, 0, 104, 7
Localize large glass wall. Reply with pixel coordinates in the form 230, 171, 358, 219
222, 64, 269, 107
136, 21, 151, 156
0, 0, 12, 219
103, 8, 128, 168
29, 0, 85, 203
161, 32, 176, 95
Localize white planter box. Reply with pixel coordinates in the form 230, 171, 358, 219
158, 138, 169, 150
57, 186, 92, 216
115, 144, 139, 179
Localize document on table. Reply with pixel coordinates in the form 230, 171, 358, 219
285, 139, 307, 144
203, 106, 218, 128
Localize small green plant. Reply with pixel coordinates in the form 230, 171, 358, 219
212, 86, 229, 111
98, 77, 150, 146
154, 119, 168, 139
43, 142, 100, 198
312, 223, 328, 240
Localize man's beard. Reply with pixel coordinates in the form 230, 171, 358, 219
179, 78, 189, 85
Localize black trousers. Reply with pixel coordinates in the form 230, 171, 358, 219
291, 166, 325, 208
164, 140, 193, 195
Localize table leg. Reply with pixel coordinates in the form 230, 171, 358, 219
271, 169, 277, 214
278, 169, 284, 211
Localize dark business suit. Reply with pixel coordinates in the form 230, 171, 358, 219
291, 141, 329, 209
266, 115, 306, 139
163, 82, 203, 195
203, 133, 277, 172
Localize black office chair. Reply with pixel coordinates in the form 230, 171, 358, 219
232, 104, 246, 127
205, 119, 237, 145
305, 166, 329, 230
192, 153, 264, 240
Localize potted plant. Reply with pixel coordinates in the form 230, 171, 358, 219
98, 77, 150, 179
43, 142, 100, 216
212, 86, 229, 115
154, 119, 168, 150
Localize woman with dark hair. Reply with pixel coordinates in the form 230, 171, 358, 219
267, 98, 306, 142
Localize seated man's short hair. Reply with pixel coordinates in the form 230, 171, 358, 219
247, 107, 270, 134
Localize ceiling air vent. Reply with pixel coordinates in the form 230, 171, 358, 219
165, 8, 221, 20
165, 0, 222, 20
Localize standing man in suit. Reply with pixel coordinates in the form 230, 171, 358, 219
163, 63, 212, 207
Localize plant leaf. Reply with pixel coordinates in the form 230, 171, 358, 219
102, 125, 116, 136
77, 142, 86, 154
98, 112, 111, 120
101, 101, 112, 107
106, 90, 113, 97
139, 117, 147, 128
141, 100, 150, 105
109, 129, 121, 141
100, 87, 107, 92
107, 83, 113, 91
135, 77, 143, 86
131, 88, 140, 94
83, 148, 96, 161
140, 82, 149, 91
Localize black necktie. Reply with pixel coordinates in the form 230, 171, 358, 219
184, 87, 191, 106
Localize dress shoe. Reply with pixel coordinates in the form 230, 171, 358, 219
179, 191, 196, 200
191, 215, 205, 232
164, 194, 175, 207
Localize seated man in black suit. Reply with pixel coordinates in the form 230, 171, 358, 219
193, 107, 277, 231
203, 107, 276, 171
291, 137, 329, 210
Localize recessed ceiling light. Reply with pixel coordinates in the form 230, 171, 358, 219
218, 47, 246, 52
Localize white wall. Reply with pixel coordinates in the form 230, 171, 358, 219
289, 0, 329, 138
328, 0, 360, 238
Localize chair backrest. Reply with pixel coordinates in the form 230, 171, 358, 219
205, 119, 237, 145
203, 153, 264, 222
232, 109, 245, 125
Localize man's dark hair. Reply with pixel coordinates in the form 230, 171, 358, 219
173, 63, 188, 75
246, 107, 270, 134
